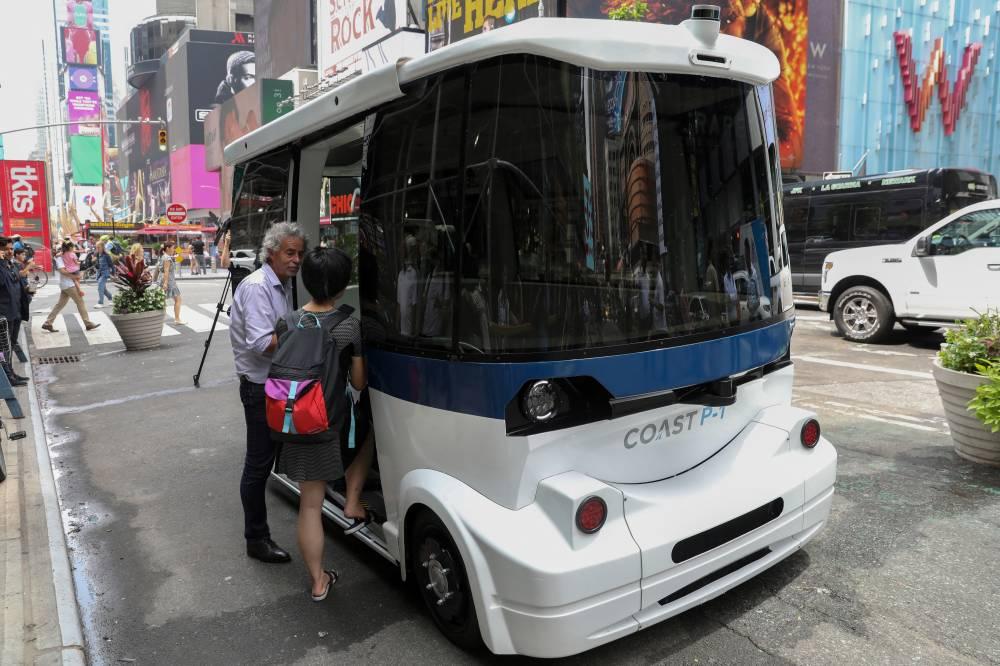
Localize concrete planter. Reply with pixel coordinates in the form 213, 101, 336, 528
109, 309, 165, 351
932, 359, 1000, 467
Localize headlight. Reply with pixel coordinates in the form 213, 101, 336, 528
823, 261, 834, 271
522, 380, 558, 422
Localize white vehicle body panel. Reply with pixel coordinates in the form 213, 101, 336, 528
820, 199, 1000, 321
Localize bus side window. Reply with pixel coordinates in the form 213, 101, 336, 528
884, 199, 924, 241
784, 204, 807, 244
853, 206, 884, 241
807, 204, 850, 243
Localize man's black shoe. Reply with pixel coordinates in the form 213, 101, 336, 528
10, 374, 28, 383
8, 376, 27, 387
246, 539, 291, 563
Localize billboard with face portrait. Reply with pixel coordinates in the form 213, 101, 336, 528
185, 40, 257, 145
565, 0, 810, 171
62, 26, 100, 65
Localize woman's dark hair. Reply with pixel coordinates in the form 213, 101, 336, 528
61, 240, 75, 252
13, 248, 26, 258
301, 247, 352, 302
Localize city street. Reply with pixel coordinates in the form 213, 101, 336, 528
22, 280, 1000, 665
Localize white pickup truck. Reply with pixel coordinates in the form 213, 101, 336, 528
819, 199, 1000, 342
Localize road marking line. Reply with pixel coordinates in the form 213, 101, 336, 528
176, 305, 227, 333
854, 346, 918, 357
795, 401, 945, 433
30, 317, 71, 349
795, 314, 830, 322
196, 303, 229, 320
70, 313, 123, 346
822, 401, 946, 425
853, 412, 941, 432
161, 323, 181, 337
795, 355, 933, 379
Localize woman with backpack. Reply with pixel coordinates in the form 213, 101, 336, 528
267, 247, 370, 601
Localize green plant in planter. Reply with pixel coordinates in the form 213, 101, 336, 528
939, 309, 1000, 431
111, 255, 165, 315
969, 362, 1000, 433
938, 309, 1000, 374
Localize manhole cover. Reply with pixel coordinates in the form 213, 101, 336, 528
35, 355, 82, 365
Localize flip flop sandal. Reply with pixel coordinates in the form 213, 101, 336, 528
344, 511, 372, 535
311, 569, 339, 602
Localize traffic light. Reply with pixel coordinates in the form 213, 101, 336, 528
158, 128, 167, 151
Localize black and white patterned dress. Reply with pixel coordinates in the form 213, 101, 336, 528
274, 309, 362, 482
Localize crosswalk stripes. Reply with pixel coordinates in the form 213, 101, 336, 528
30, 317, 71, 350
27, 305, 227, 350
197, 303, 229, 321
178, 305, 227, 333
70, 313, 124, 345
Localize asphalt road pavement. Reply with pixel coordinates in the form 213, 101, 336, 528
26, 283, 1000, 665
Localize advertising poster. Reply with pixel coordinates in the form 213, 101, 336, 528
67, 90, 102, 135
66, 0, 94, 28
255, 0, 314, 78
0, 160, 52, 255
62, 26, 100, 65
318, 0, 409, 78
186, 39, 257, 145
427, 0, 542, 51
68, 65, 99, 92
147, 158, 171, 218
72, 185, 104, 223
565, 0, 809, 170
70, 135, 103, 185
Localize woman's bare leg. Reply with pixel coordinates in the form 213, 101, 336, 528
343, 435, 375, 520
297, 480, 330, 595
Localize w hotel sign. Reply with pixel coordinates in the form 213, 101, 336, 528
893, 32, 982, 135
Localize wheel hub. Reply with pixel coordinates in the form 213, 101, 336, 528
843, 297, 877, 334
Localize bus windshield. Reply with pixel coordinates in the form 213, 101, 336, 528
361, 55, 785, 357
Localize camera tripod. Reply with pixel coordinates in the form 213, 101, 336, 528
193, 266, 249, 388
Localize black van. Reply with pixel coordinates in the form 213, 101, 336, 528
782, 168, 997, 295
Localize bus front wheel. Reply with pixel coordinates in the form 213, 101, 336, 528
833, 286, 894, 343
411, 510, 484, 651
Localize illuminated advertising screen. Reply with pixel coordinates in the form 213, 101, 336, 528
66, 0, 94, 28
62, 26, 100, 65
68, 65, 99, 91
426, 0, 542, 52
67, 90, 102, 134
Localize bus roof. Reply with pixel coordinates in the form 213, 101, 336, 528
224, 17, 780, 166
782, 167, 993, 198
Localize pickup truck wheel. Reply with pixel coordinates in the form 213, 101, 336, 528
833, 286, 893, 343
411, 510, 484, 651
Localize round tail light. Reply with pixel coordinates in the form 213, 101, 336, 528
575, 496, 607, 534
801, 419, 821, 448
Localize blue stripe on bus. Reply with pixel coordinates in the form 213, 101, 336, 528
366, 320, 793, 420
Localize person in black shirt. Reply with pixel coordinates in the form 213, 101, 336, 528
191, 237, 206, 275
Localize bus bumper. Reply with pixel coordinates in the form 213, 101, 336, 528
403, 409, 836, 658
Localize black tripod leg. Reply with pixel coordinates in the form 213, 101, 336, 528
193, 273, 233, 388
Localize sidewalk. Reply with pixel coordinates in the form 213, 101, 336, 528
0, 335, 85, 665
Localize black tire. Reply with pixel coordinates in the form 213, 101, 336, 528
833, 286, 894, 343
410, 510, 484, 651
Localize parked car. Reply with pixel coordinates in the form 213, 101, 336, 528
229, 248, 257, 271
819, 199, 1000, 342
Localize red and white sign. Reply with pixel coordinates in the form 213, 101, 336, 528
0, 160, 52, 269
318, 0, 411, 79
166, 203, 187, 223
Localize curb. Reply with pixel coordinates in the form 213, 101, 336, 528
23, 328, 87, 662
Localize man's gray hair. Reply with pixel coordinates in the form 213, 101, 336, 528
260, 221, 307, 264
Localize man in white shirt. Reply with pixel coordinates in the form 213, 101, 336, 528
41, 241, 99, 333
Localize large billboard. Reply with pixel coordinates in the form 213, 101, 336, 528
318, 0, 410, 78
70, 135, 103, 185
66, 0, 94, 28
62, 26, 100, 65
565, 0, 809, 171
67, 90, 102, 135
255, 0, 315, 78
186, 40, 257, 145
0, 161, 52, 248
427, 0, 542, 51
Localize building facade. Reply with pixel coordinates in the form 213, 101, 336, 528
839, 1, 1000, 176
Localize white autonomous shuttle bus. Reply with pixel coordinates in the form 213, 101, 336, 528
224, 7, 837, 658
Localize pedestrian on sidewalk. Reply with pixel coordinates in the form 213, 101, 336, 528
41, 241, 100, 334
191, 236, 205, 275
229, 221, 305, 564
0, 236, 28, 386
94, 241, 115, 308
158, 240, 186, 326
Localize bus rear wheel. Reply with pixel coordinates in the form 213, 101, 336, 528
411, 510, 483, 651
833, 286, 894, 343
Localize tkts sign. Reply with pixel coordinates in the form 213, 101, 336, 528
0, 160, 51, 240
893, 32, 982, 135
